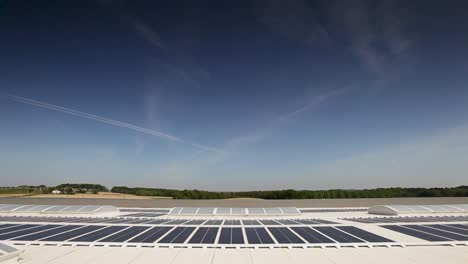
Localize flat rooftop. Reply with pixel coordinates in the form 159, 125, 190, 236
0, 201, 467, 263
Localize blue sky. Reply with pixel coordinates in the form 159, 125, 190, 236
1, 0, 468, 190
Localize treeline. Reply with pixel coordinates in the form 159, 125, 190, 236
111, 186, 468, 200
55, 183, 108, 192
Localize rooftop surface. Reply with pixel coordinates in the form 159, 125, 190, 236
0, 201, 467, 263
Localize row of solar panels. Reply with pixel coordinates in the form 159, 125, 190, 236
0, 223, 393, 245
382, 224, 468, 242
345, 215, 468, 224
122, 213, 166, 218
0, 204, 118, 215
0, 216, 337, 226
120, 208, 170, 213
169, 207, 300, 216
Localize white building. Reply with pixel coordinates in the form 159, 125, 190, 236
51, 190, 61, 195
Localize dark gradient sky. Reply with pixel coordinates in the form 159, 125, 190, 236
1, 0, 468, 190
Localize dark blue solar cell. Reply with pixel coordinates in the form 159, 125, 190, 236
143, 219, 169, 225
203, 220, 223, 225
259, 220, 281, 226
164, 220, 189, 225
268, 227, 303, 244
99, 226, 150, 242
336, 226, 393, 242
313, 219, 338, 224
291, 227, 334, 243
0, 225, 61, 240
188, 227, 208, 243
159, 227, 195, 243
70, 226, 127, 242
231, 228, 244, 244
183, 220, 206, 225
255, 228, 274, 244
128, 226, 172, 243
313, 227, 363, 243
293, 219, 321, 225
41, 225, 104, 241
449, 224, 468, 231
382, 225, 452, 242
12, 225, 83, 241
202, 228, 218, 244
0, 224, 19, 231
276, 220, 300, 225
0, 224, 39, 235
242, 220, 260, 226
245, 228, 261, 244
223, 220, 241, 226
427, 225, 468, 236
218, 228, 231, 244
405, 225, 468, 241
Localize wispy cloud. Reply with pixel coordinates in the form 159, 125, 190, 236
278, 86, 351, 121
125, 16, 165, 51
6, 94, 223, 153
331, 0, 413, 76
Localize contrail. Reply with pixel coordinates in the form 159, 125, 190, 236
6, 94, 223, 153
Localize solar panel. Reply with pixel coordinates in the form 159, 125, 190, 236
203, 220, 223, 225
0, 224, 40, 235
196, 208, 215, 215
40, 225, 105, 241
179, 207, 198, 215
293, 219, 321, 225
245, 227, 274, 244
218, 227, 244, 244
259, 220, 281, 226
0, 225, 61, 240
268, 227, 303, 244
274, 220, 293, 225
247, 208, 265, 215
279, 207, 301, 214
215, 208, 230, 215
183, 220, 206, 225
128, 226, 172, 243
99, 226, 150, 242
169, 207, 183, 215
231, 208, 245, 215
12, 225, 84, 241
290, 227, 334, 243
313, 227, 364, 243
242, 220, 261, 225
70, 226, 127, 242
264, 208, 282, 215
382, 225, 452, 242
404, 225, 468, 241
336, 226, 393, 242
188, 227, 218, 244
159, 227, 195, 243
426, 224, 468, 236
223, 220, 241, 226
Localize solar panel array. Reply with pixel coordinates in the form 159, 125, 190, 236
0, 204, 118, 215
169, 207, 301, 216
382, 224, 468, 242
344, 215, 468, 224
0, 216, 337, 226
0, 223, 395, 246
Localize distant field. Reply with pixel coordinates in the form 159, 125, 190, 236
1, 197, 468, 208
